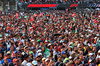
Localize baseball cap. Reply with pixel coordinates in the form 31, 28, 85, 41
48, 43, 52, 46
31, 39, 34, 42
29, 51, 33, 54
69, 56, 72, 60
31, 47, 35, 50
89, 53, 94, 56
32, 60, 37, 65
65, 60, 69, 63
13, 59, 18, 63
45, 58, 50, 62
7, 51, 11, 55
89, 59, 92, 63
24, 46, 28, 49
42, 57, 46, 61
37, 49, 42, 53
98, 50, 100, 53
19, 42, 23, 45
92, 44, 96, 47
60, 40, 64, 43
54, 46, 57, 49
26, 63, 32, 66
36, 53, 42, 58
13, 51, 18, 54
61, 51, 66, 55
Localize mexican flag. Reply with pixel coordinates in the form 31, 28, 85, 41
34, 12, 38, 17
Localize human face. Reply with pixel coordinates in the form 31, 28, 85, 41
75, 59, 80, 65
79, 55, 83, 60
0, 53, 2, 59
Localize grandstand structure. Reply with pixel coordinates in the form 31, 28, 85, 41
0, 0, 100, 11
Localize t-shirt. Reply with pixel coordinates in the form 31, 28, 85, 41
55, 61, 60, 66
1, 59, 12, 64
44, 48, 50, 58
21, 60, 27, 66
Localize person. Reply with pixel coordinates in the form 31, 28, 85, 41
0, 9, 99, 66
21, 54, 29, 66
40, 57, 46, 66
13, 58, 19, 66
0, 52, 3, 65
2, 57, 9, 66
1, 54, 12, 65
79, 54, 88, 65
55, 55, 62, 66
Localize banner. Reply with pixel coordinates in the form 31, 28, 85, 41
27, 4, 58, 8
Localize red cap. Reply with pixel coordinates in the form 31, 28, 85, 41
54, 46, 57, 49
13, 59, 18, 63
19, 42, 23, 45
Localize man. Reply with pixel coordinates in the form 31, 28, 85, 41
1, 54, 12, 65
79, 54, 88, 65
40, 57, 46, 66
45, 58, 50, 66
21, 54, 29, 66
13, 58, 19, 66
61, 51, 67, 60
55, 55, 62, 66
36, 53, 42, 66
53, 46, 59, 56
74, 57, 80, 66
2, 57, 9, 66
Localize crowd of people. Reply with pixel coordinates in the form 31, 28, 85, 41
0, 9, 100, 66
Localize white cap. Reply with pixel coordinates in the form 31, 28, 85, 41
32, 60, 37, 65
69, 42, 73, 46
33, 42, 35, 45
37, 49, 42, 53
0, 38, 2, 41
98, 56, 100, 58
77, 44, 81, 47
36, 53, 42, 57
22, 52, 25, 55
94, 37, 97, 39
96, 34, 99, 36
26, 63, 32, 66
89, 59, 92, 63
31, 39, 34, 42
92, 44, 96, 47
48, 43, 52, 46
42, 57, 46, 61
98, 50, 100, 53
89, 53, 93, 56
81, 35, 84, 37
45, 58, 50, 62
69, 56, 72, 60
38, 53, 42, 56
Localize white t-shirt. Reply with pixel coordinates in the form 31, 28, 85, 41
21, 60, 27, 66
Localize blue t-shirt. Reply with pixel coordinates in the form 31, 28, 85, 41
1, 59, 12, 64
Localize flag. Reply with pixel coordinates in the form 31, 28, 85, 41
24, 16, 27, 18
76, 0, 78, 3
73, 17, 75, 22
34, 12, 38, 17
20, 0, 24, 2
72, 13, 76, 17
93, 19, 98, 23
66, 9, 68, 12
30, 17, 34, 21
15, 13, 19, 19
39, 12, 43, 17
